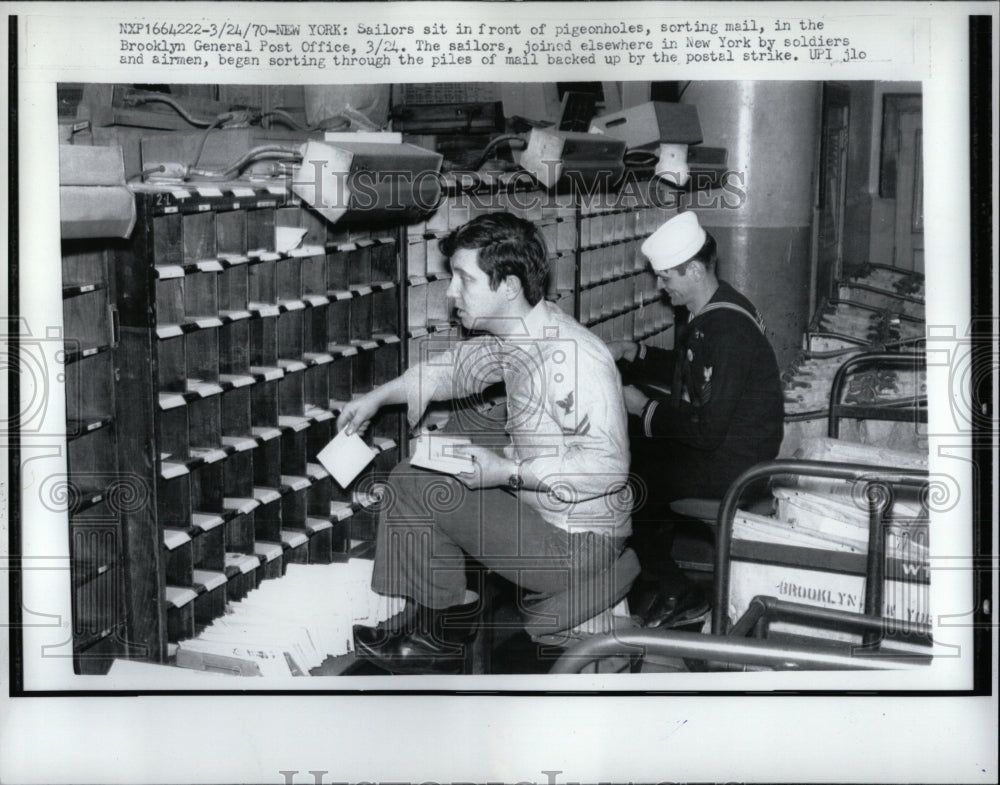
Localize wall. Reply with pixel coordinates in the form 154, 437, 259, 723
681, 81, 821, 372
841, 81, 877, 272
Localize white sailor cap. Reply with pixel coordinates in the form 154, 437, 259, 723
640, 211, 707, 271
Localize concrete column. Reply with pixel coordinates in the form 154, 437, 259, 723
681, 81, 821, 371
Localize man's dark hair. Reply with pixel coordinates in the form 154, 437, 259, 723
440, 212, 549, 306
675, 232, 718, 277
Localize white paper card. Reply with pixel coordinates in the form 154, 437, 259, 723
409, 434, 475, 475
316, 430, 378, 488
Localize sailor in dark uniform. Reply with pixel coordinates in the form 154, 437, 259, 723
607, 211, 785, 628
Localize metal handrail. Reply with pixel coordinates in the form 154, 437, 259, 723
549, 461, 931, 674
728, 595, 932, 644
549, 628, 929, 674
712, 459, 929, 636
828, 350, 927, 438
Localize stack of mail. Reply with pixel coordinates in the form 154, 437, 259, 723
175, 560, 405, 677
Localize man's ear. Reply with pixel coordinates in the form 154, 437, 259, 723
502, 275, 523, 300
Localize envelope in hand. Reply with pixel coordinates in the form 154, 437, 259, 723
317, 430, 379, 488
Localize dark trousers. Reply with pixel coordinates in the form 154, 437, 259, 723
370, 459, 624, 613
627, 435, 729, 585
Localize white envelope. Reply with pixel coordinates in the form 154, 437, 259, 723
316, 430, 378, 488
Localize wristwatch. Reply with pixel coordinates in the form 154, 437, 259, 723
508, 458, 524, 492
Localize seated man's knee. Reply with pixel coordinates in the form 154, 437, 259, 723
378, 459, 469, 524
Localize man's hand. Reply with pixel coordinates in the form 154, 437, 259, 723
336, 390, 384, 435
606, 340, 639, 363
622, 384, 650, 417
453, 445, 516, 490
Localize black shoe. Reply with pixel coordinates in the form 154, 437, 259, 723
637, 584, 710, 630
626, 577, 663, 621
353, 599, 479, 675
